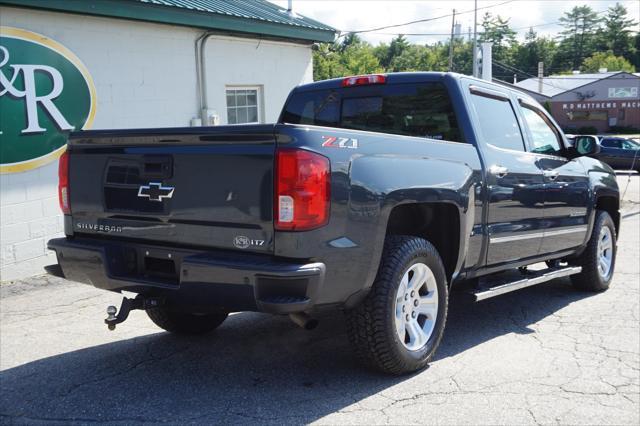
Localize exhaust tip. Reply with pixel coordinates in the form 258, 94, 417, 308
289, 312, 318, 330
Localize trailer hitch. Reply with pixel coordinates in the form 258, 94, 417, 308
105, 296, 163, 330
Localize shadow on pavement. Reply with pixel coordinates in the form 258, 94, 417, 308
0, 277, 595, 424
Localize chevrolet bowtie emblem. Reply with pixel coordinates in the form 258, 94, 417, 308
137, 182, 174, 202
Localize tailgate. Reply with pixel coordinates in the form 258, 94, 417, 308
68, 125, 275, 253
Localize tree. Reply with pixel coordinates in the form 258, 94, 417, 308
581, 51, 636, 73
596, 3, 637, 59
312, 43, 342, 80
479, 12, 518, 65
557, 6, 602, 70
339, 32, 364, 53
515, 28, 558, 78
378, 35, 410, 70
633, 33, 640, 69
339, 43, 383, 76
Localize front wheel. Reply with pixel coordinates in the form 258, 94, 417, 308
346, 236, 448, 375
570, 210, 617, 292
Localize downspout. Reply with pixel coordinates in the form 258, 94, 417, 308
195, 31, 215, 125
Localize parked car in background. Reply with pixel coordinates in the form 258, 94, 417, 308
596, 136, 640, 172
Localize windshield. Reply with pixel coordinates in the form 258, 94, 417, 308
622, 139, 640, 150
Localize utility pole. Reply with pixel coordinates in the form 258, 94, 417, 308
448, 9, 456, 72
472, 0, 478, 77
538, 62, 544, 94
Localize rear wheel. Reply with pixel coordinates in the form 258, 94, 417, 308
346, 236, 448, 375
147, 307, 228, 335
570, 210, 617, 292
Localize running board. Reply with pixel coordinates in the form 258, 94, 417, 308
470, 266, 582, 302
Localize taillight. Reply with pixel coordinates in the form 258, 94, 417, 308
275, 148, 330, 231
342, 74, 386, 87
58, 150, 70, 214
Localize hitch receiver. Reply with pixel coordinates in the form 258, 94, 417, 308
105, 296, 163, 330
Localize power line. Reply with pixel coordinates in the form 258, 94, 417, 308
337, 4, 639, 40
339, 0, 515, 36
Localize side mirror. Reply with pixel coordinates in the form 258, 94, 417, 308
574, 136, 600, 156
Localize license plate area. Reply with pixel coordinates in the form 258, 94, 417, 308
110, 246, 184, 286
143, 256, 177, 284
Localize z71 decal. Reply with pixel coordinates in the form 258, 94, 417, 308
322, 136, 358, 149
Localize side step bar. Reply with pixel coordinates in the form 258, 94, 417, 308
470, 266, 582, 302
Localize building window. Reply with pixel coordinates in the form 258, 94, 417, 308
226, 87, 261, 124
608, 87, 638, 98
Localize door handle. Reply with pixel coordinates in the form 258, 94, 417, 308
543, 170, 560, 180
489, 165, 509, 178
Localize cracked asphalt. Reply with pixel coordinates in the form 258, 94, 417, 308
1, 176, 639, 425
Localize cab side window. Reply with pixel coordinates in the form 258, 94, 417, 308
470, 91, 525, 151
520, 105, 562, 155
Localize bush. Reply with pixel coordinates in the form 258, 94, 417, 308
608, 126, 640, 134
577, 126, 598, 134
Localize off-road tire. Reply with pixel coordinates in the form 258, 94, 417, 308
147, 307, 228, 335
346, 235, 448, 375
570, 210, 617, 292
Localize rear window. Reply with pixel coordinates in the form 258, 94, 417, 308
281, 82, 464, 143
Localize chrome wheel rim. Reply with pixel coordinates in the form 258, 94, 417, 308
597, 226, 613, 279
394, 262, 439, 351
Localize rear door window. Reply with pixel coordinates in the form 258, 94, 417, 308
281, 82, 464, 143
469, 90, 525, 152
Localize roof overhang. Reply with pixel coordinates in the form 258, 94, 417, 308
0, 0, 337, 43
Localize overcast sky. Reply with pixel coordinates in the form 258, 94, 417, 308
271, 0, 640, 45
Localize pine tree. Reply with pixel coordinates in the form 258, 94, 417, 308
478, 12, 518, 66
515, 28, 558, 78
557, 6, 602, 70
596, 3, 637, 59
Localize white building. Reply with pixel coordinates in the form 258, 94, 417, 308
0, 0, 335, 281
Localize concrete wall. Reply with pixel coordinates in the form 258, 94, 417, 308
0, 6, 313, 281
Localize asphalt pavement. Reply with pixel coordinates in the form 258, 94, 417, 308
1, 175, 638, 425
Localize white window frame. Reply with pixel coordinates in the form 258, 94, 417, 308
225, 86, 263, 125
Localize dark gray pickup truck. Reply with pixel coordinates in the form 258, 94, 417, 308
48, 72, 620, 374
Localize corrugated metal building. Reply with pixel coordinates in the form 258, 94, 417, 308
512, 71, 640, 133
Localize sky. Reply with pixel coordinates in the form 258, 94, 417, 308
270, 0, 640, 45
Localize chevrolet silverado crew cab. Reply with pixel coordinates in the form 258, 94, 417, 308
48, 72, 620, 374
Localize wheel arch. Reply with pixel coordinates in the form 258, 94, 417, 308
384, 201, 464, 285
595, 194, 620, 236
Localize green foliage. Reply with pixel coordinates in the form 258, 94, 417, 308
479, 12, 517, 65
556, 5, 602, 70
515, 29, 558, 78
581, 51, 636, 73
311, 3, 638, 82
596, 3, 637, 58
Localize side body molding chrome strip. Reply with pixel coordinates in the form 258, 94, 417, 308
490, 226, 588, 244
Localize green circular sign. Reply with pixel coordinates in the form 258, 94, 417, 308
0, 27, 96, 173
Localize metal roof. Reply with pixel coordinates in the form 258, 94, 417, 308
514, 72, 640, 98
0, 0, 336, 43
138, 0, 334, 32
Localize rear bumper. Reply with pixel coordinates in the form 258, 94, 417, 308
47, 237, 325, 314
